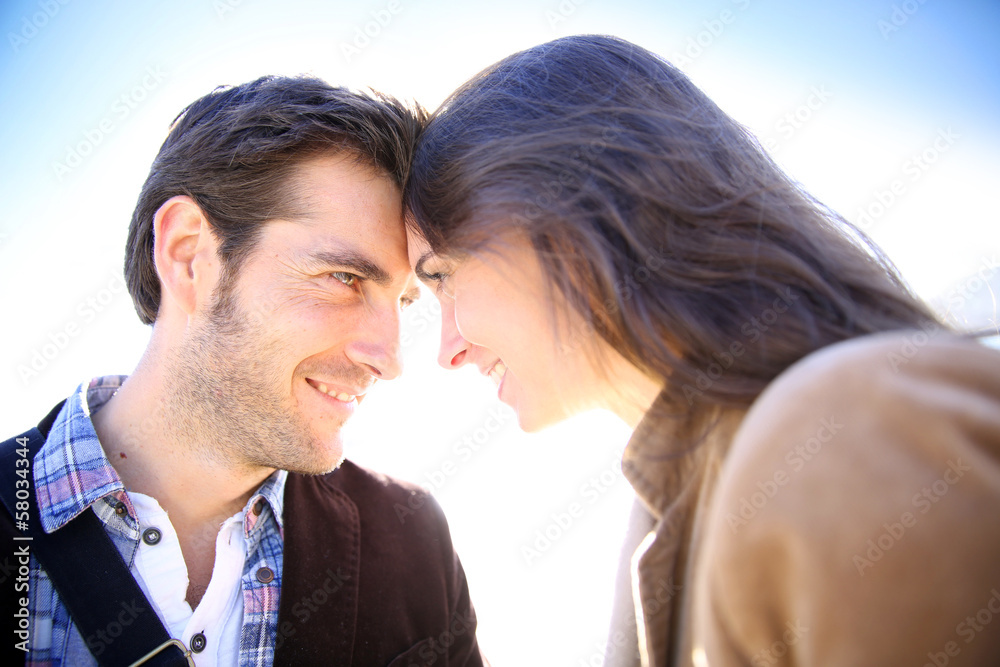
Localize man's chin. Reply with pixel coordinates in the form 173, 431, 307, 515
263, 433, 345, 476
296, 435, 346, 475
294, 451, 346, 476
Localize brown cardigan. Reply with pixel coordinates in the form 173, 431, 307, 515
0, 418, 484, 667
620, 331, 1000, 666
274, 460, 484, 666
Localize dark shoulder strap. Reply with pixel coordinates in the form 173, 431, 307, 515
0, 401, 191, 667
35, 399, 66, 439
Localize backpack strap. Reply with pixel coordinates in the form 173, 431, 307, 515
0, 401, 193, 666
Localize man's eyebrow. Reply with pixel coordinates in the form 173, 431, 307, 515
307, 250, 392, 287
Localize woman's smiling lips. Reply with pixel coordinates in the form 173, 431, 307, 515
487, 360, 507, 387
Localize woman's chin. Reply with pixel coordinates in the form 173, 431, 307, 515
513, 403, 574, 434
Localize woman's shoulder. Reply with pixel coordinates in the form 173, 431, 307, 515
717, 327, 1000, 516
694, 328, 1000, 665
732, 327, 1000, 463
755, 326, 997, 414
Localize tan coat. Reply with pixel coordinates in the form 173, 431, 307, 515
621, 331, 1000, 666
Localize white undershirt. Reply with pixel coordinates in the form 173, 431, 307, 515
129, 491, 245, 667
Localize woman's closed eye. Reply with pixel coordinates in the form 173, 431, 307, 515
416, 252, 460, 298
427, 271, 455, 298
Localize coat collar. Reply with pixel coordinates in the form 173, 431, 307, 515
622, 394, 745, 666
622, 394, 743, 520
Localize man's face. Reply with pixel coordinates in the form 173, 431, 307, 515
170, 153, 419, 475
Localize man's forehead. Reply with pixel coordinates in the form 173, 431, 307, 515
280, 162, 407, 247
267, 154, 398, 235
291, 152, 398, 203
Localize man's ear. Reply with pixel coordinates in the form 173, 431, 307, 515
152, 195, 221, 318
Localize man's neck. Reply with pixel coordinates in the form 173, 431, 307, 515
92, 359, 277, 608
91, 360, 273, 533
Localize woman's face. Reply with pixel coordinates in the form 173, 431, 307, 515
407, 229, 654, 431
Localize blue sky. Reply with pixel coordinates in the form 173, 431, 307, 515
2, 1, 998, 663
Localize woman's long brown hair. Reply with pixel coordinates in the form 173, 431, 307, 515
406, 34, 943, 441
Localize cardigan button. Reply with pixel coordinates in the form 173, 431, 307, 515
190, 632, 207, 653
256, 566, 275, 584
142, 528, 162, 545
252, 499, 264, 516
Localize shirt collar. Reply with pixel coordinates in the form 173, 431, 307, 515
244, 469, 287, 538
35, 376, 129, 533
35, 375, 288, 538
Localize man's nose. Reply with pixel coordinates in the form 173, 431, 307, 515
346, 306, 403, 380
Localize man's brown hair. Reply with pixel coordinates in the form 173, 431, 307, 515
126, 75, 425, 324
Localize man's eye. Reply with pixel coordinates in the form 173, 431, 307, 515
331, 271, 358, 287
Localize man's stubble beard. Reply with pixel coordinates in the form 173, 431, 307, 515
164, 286, 346, 476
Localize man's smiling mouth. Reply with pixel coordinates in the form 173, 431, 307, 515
306, 377, 365, 403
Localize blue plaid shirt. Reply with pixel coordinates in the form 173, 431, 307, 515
27, 376, 286, 667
